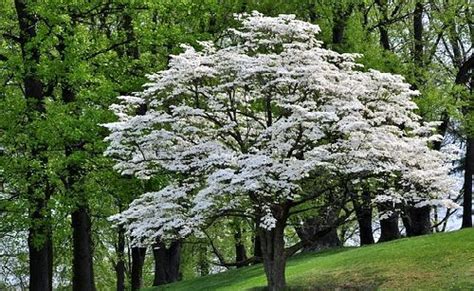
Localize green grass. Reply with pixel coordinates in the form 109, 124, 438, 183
145, 229, 474, 290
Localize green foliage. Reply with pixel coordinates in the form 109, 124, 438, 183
0, 0, 471, 288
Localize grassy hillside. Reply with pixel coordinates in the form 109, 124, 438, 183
146, 229, 474, 290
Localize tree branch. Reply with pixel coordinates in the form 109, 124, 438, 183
456, 54, 474, 85
85, 39, 134, 60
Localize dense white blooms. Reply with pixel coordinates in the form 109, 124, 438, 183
105, 12, 457, 244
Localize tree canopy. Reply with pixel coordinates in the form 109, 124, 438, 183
105, 12, 458, 290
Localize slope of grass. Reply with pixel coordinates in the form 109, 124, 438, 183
146, 229, 474, 290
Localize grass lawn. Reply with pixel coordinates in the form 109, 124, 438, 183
144, 229, 474, 290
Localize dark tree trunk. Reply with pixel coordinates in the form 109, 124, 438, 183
115, 226, 126, 291
353, 192, 375, 245
377, 204, 400, 242
296, 209, 342, 252
131, 245, 147, 291
122, 13, 140, 59
14, 1, 53, 290
379, 26, 391, 51
253, 228, 262, 264
331, 4, 353, 47
458, 56, 474, 228
234, 226, 247, 267
379, 216, 400, 242
58, 39, 96, 291
58, 42, 95, 290
357, 216, 375, 245
375, 0, 391, 50
28, 198, 52, 291
152, 239, 181, 286
462, 137, 474, 228
403, 205, 432, 236
259, 222, 287, 291
332, 19, 346, 45
413, 1, 424, 66
72, 205, 95, 291
298, 226, 341, 252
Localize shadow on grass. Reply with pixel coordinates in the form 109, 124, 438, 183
287, 247, 353, 265
249, 272, 383, 291
249, 282, 380, 291
156, 263, 265, 290
155, 248, 353, 290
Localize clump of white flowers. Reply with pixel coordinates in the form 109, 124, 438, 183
105, 11, 457, 246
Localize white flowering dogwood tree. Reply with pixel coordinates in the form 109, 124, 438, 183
104, 12, 456, 290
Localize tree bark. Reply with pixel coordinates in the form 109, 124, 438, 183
234, 226, 247, 267
296, 209, 342, 252
377, 204, 400, 242
462, 137, 474, 228
353, 192, 375, 245
413, 1, 424, 66
457, 55, 474, 228
252, 227, 262, 264
331, 4, 353, 47
14, 1, 53, 290
131, 245, 147, 291
28, 198, 53, 291
259, 222, 287, 291
332, 19, 346, 45
403, 205, 432, 236
58, 34, 96, 290
122, 12, 140, 59
115, 226, 126, 291
396, 4, 432, 234
375, 0, 391, 50
152, 239, 181, 286
72, 205, 95, 291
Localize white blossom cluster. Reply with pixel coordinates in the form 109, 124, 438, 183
105, 12, 457, 245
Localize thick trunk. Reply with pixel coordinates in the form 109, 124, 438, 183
259, 220, 287, 291
332, 19, 346, 45
14, 1, 52, 289
375, 0, 391, 50
61, 81, 95, 291
131, 245, 147, 291
28, 199, 52, 291
152, 240, 181, 286
377, 204, 400, 242
413, 1, 424, 66
332, 5, 353, 47
72, 205, 95, 291
299, 227, 340, 252
58, 28, 96, 289
296, 209, 342, 252
353, 192, 375, 245
234, 227, 247, 267
122, 13, 140, 59
357, 216, 375, 245
462, 137, 474, 228
403, 205, 432, 236
253, 228, 262, 264
458, 57, 474, 228
122, 13, 146, 283
115, 226, 126, 291
379, 27, 391, 50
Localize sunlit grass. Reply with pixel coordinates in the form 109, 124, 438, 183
145, 229, 474, 290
